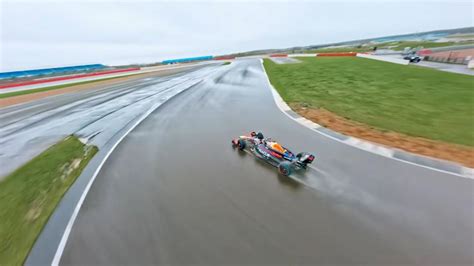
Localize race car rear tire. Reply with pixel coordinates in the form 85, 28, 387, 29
296, 152, 309, 169
238, 139, 246, 150
278, 161, 293, 176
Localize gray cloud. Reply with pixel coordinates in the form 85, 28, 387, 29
1, 0, 472, 71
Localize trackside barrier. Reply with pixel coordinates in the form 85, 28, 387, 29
356, 53, 409, 65
214, 56, 236, 60
270, 54, 288, 57
0, 68, 140, 89
317, 52, 357, 57
467, 60, 474, 69
418, 49, 433, 56
288, 54, 317, 57
0, 64, 106, 80
162, 56, 213, 64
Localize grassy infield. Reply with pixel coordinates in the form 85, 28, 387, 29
264, 57, 474, 147
0, 136, 97, 265
305, 40, 474, 53
376, 40, 473, 51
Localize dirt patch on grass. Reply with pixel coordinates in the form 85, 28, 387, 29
0, 67, 195, 108
291, 104, 474, 167
25, 193, 46, 222
59, 158, 82, 181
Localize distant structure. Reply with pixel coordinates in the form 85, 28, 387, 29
0, 64, 106, 80
162, 56, 213, 64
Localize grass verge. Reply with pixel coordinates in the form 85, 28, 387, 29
0, 74, 138, 99
222, 62, 232, 65
0, 136, 98, 265
305, 47, 375, 53
302, 40, 474, 54
263, 57, 474, 146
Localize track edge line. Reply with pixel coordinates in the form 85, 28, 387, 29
50, 80, 205, 265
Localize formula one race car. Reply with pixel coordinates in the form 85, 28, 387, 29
403, 54, 422, 63
231, 131, 315, 176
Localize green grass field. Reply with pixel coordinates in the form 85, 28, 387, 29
302, 40, 474, 54
0, 136, 97, 265
445, 34, 474, 39
389, 40, 474, 51
263, 57, 474, 146
304, 47, 374, 53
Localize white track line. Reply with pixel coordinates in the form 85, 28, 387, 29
51, 65, 222, 265
51, 91, 188, 265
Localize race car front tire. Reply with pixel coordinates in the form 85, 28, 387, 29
238, 139, 246, 150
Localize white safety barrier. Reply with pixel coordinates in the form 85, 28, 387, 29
356, 53, 409, 65
467, 60, 474, 69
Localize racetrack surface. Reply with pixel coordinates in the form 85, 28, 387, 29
0, 64, 219, 178
58, 59, 473, 265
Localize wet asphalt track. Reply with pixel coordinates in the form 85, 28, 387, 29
0, 64, 218, 177
56, 59, 473, 265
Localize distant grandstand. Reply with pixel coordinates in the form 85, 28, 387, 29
0, 64, 106, 80
162, 56, 213, 64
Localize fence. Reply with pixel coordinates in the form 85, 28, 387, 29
0, 64, 106, 79
422, 49, 474, 65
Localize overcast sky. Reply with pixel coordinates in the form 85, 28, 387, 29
1, 0, 472, 71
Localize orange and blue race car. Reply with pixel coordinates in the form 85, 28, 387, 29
231, 131, 315, 176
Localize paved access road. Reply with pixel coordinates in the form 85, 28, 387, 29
416, 60, 474, 76
57, 59, 474, 265
377, 54, 474, 75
